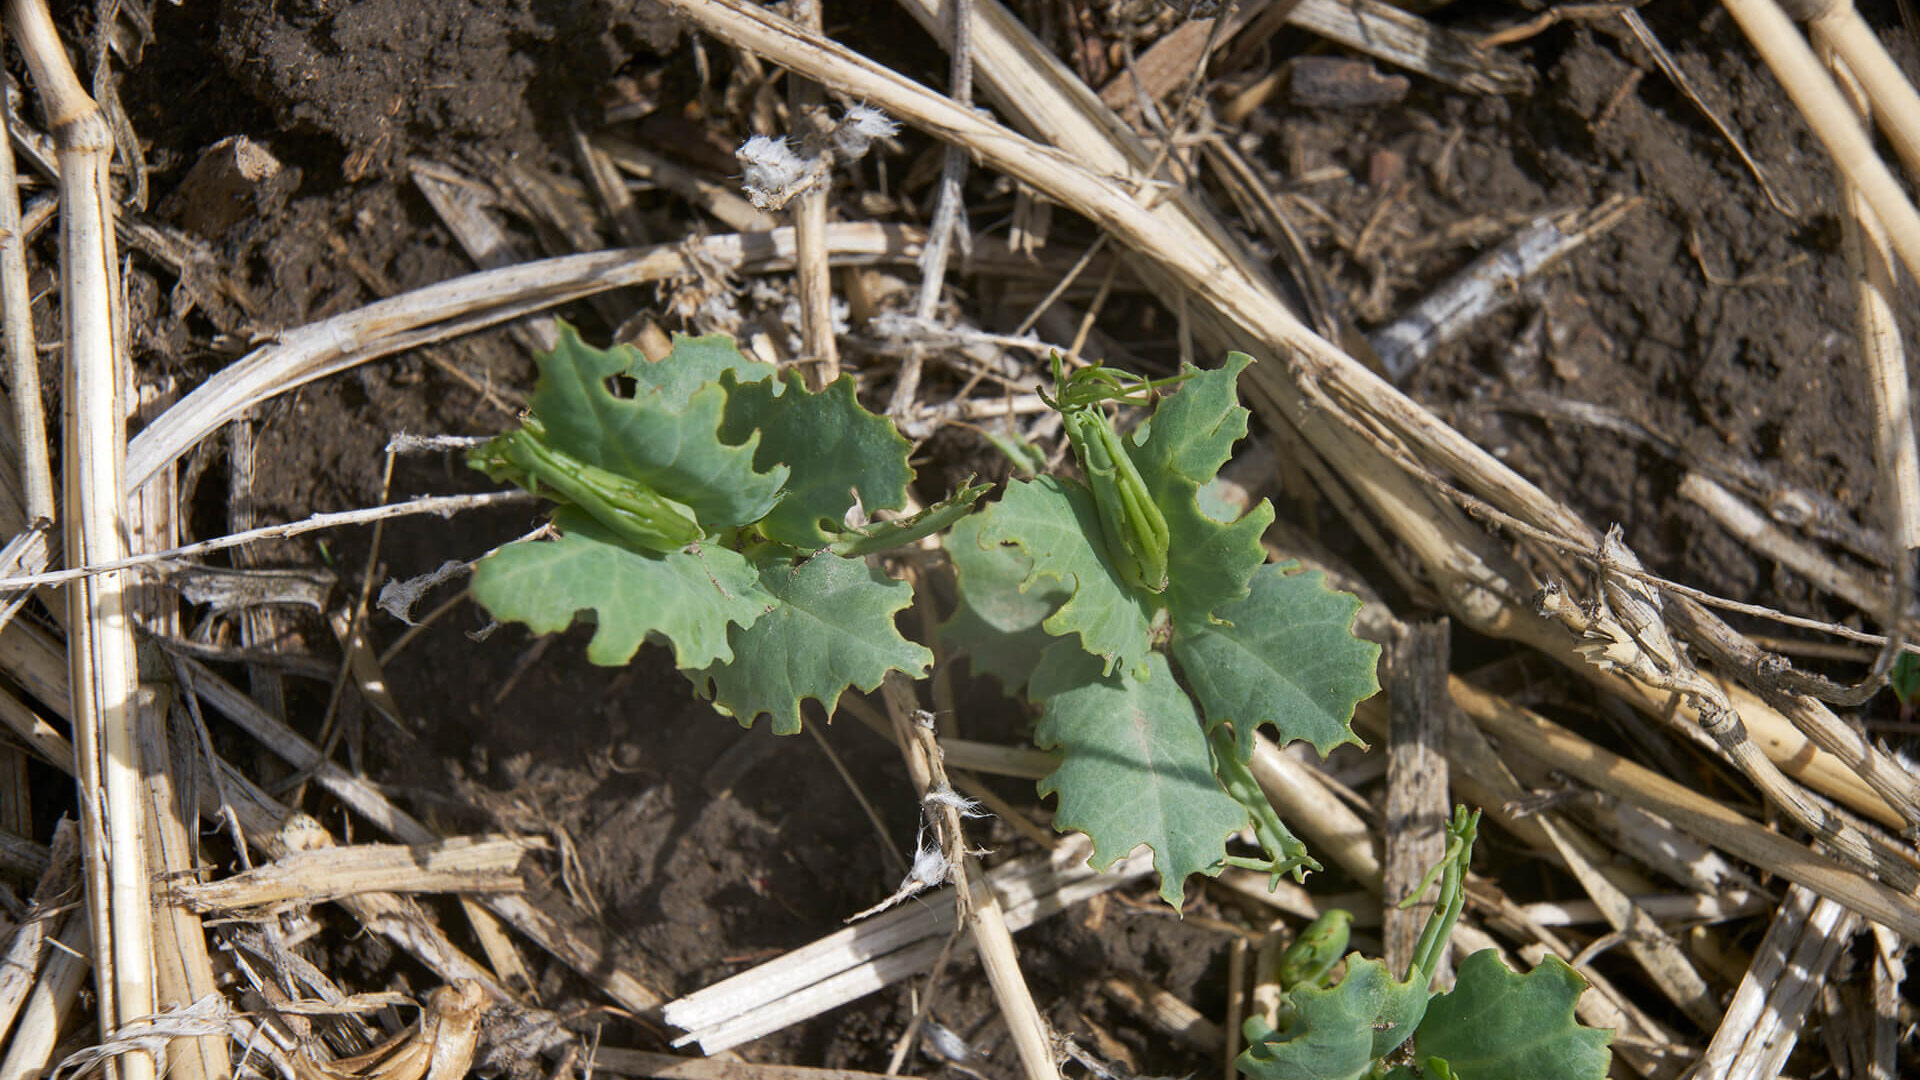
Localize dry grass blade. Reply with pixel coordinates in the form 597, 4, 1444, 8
124, 224, 935, 494
206, 768, 518, 1002
1368, 201, 1635, 380
1680, 473, 1883, 615
662, 843, 1153, 1054
0, 829, 47, 878
0, 492, 532, 594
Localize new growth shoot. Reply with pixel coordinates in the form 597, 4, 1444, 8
1040, 352, 1193, 593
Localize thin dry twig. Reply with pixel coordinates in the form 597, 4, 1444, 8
166, 836, 536, 917
0, 491, 534, 594
1619, 10, 1797, 217
911, 0, 974, 325
877, 678, 1058, 1080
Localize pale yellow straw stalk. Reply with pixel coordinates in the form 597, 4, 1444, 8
6, 3, 154, 1079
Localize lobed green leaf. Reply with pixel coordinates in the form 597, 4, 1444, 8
692, 552, 931, 734
1412, 951, 1612, 1080
1130, 352, 1257, 493
720, 371, 914, 549
470, 509, 772, 670
941, 510, 1070, 694
1237, 957, 1430, 1080
1161, 489, 1274, 635
527, 324, 788, 528
1123, 352, 1274, 628
969, 476, 1155, 678
623, 332, 776, 409
1031, 645, 1249, 906
1174, 563, 1379, 759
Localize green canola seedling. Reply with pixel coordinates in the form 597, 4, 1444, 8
947, 350, 1381, 904
1239, 810, 1613, 1080
464, 331, 1612, 1077
464, 324, 984, 732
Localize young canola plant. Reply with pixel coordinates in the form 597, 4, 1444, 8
467, 324, 983, 732
945, 350, 1380, 904
466, 330, 1613, 1080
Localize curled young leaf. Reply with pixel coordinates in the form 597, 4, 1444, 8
1061, 407, 1170, 592
1042, 352, 1188, 594
471, 425, 703, 554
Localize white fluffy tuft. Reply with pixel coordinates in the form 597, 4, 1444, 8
832, 104, 899, 160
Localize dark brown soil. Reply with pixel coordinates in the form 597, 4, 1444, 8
33, 0, 1914, 1075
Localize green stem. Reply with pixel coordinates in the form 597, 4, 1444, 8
1405, 806, 1479, 987
1209, 726, 1321, 885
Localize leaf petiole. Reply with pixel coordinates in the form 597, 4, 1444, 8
1210, 726, 1322, 886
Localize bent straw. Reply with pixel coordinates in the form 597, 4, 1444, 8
0, 24, 50, 530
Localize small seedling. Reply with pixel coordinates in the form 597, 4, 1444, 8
1239, 809, 1613, 1080
466, 325, 984, 731
945, 352, 1381, 904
